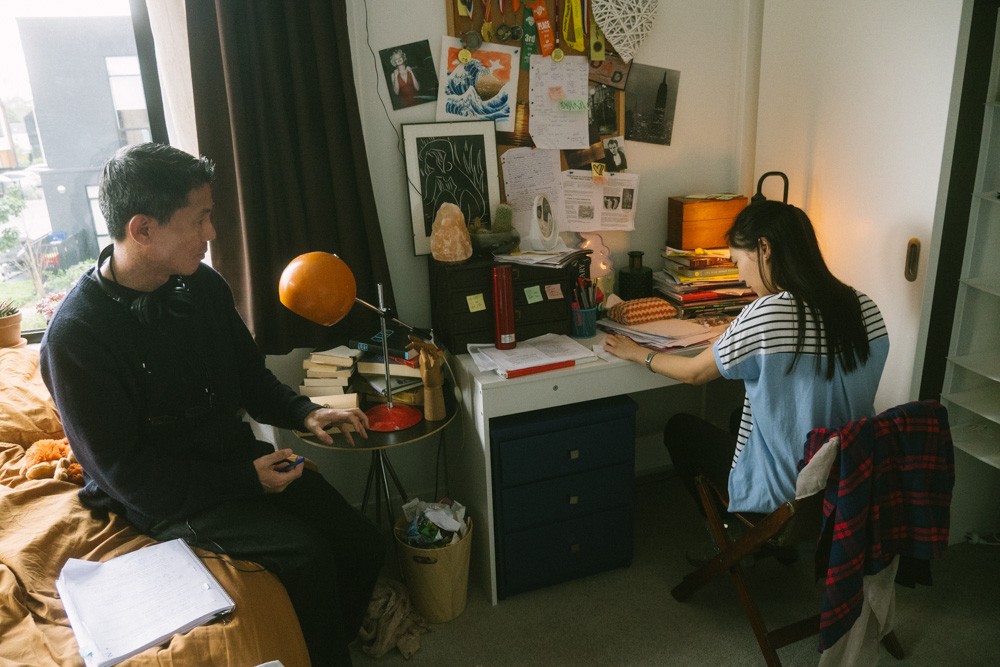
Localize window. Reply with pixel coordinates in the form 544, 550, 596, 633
0, 1, 162, 339
107, 56, 152, 145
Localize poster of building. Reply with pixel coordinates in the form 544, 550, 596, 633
624, 64, 680, 145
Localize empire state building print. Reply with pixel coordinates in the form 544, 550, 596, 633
624, 64, 680, 145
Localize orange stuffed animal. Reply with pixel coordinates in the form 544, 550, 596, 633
21, 437, 84, 485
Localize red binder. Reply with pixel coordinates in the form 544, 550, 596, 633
500, 359, 576, 379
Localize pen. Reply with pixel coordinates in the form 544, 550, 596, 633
275, 456, 305, 472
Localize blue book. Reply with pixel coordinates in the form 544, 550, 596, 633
348, 327, 418, 360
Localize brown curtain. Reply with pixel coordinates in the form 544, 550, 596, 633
185, 0, 392, 354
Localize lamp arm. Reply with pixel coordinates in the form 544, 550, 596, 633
353, 297, 433, 341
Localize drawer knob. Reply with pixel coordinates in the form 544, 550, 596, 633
568, 449, 580, 460
568, 495, 579, 505
570, 543, 581, 554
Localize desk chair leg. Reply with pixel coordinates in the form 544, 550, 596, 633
731, 565, 782, 667
687, 478, 797, 667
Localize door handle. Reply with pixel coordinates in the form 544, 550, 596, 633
904, 238, 920, 282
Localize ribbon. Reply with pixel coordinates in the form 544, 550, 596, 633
527, 0, 555, 57
562, 0, 585, 51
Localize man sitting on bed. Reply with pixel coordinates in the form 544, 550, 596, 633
40, 142, 384, 666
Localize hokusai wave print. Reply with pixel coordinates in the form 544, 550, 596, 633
436, 36, 520, 132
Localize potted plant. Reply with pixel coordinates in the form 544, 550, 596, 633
0, 298, 23, 348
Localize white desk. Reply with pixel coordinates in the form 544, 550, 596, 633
448, 335, 687, 604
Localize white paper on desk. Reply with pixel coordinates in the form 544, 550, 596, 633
468, 333, 597, 374
599, 318, 729, 350
57, 539, 235, 667
529, 55, 590, 148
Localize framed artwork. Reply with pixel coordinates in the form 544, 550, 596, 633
403, 120, 500, 255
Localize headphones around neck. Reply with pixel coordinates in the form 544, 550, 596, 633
94, 245, 195, 325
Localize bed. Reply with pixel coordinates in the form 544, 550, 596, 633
0, 345, 310, 667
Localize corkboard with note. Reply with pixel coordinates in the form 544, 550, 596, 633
442, 0, 624, 153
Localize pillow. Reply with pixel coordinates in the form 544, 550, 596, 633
0, 347, 64, 446
607, 297, 677, 325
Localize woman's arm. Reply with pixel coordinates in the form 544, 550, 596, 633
603, 333, 721, 385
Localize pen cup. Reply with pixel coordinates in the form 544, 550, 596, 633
571, 307, 598, 338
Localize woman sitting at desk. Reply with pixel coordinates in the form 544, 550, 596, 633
603, 201, 889, 523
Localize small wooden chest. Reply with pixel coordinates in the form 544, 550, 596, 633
666, 195, 748, 250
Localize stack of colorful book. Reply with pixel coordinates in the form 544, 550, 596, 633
354, 351, 424, 407
298, 345, 361, 409
655, 247, 756, 319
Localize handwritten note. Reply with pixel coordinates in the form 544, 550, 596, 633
529, 54, 590, 148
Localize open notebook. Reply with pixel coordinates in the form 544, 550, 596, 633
56, 538, 235, 667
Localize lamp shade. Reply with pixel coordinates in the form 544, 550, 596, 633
279, 252, 357, 326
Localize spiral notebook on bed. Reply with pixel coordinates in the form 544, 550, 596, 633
56, 538, 235, 667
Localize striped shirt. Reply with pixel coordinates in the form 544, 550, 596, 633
712, 290, 889, 513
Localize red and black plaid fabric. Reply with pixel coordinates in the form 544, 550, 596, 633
799, 400, 954, 652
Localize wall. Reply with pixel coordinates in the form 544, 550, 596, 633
753, 0, 964, 411
345, 0, 759, 329
285, 0, 760, 503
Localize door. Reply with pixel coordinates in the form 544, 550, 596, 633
751, 0, 965, 409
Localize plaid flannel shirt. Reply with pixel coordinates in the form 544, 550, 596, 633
800, 400, 955, 652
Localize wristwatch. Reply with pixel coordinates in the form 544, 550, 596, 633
645, 350, 659, 372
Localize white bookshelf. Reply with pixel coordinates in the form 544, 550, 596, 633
941, 13, 1000, 470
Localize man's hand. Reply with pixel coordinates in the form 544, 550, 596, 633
254, 448, 304, 494
304, 407, 369, 446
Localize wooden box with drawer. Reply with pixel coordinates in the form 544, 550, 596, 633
667, 195, 748, 250
489, 396, 638, 599
428, 256, 590, 354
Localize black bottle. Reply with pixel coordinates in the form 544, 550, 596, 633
618, 251, 653, 300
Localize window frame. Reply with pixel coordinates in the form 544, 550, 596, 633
18, 1, 167, 344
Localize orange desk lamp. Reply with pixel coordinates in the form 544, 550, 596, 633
279, 252, 428, 432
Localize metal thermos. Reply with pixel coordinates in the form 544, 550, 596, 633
493, 265, 516, 349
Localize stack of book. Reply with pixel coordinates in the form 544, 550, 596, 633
354, 351, 425, 407
655, 247, 756, 319
299, 345, 362, 409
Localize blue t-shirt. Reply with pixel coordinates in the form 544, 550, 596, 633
712, 291, 889, 513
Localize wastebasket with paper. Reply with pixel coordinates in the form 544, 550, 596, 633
394, 498, 473, 623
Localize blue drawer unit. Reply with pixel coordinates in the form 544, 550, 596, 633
489, 396, 638, 599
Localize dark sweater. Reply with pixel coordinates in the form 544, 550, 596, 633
40, 264, 319, 531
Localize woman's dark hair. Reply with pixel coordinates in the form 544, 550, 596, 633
726, 200, 870, 379
98, 142, 215, 240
